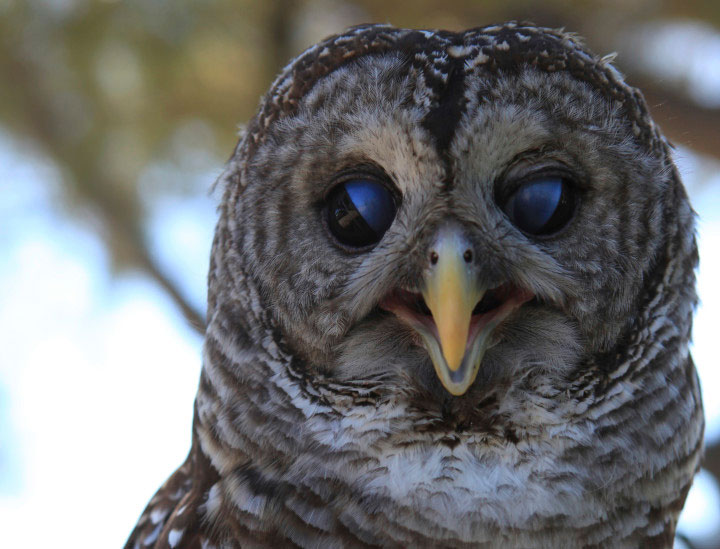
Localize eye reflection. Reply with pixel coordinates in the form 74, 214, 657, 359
326, 179, 397, 247
503, 177, 575, 235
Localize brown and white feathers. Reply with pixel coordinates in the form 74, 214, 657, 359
126, 22, 703, 548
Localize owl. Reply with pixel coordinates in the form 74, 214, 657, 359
126, 23, 703, 548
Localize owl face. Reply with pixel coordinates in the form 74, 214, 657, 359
233, 51, 667, 407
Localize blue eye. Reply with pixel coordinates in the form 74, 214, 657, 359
503, 177, 575, 235
326, 179, 397, 247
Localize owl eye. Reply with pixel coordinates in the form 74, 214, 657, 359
326, 179, 397, 247
503, 177, 575, 235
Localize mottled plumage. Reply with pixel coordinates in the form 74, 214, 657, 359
126, 22, 703, 548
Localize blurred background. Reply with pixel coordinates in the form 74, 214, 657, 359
1, 0, 720, 547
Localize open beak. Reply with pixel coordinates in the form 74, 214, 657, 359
380, 227, 532, 396
421, 231, 483, 373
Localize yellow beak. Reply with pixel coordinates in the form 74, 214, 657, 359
382, 227, 530, 396
421, 235, 483, 372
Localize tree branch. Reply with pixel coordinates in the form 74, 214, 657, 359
0, 47, 206, 335
703, 440, 720, 489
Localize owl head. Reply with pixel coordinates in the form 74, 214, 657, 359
210, 23, 696, 413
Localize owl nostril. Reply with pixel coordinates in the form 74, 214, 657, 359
463, 249, 473, 263
430, 251, 439, 265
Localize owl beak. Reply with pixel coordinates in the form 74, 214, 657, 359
379, 228, 532, 396
421, 232, 483, 374
414, 228, 531, 396
417, 229, 485, 395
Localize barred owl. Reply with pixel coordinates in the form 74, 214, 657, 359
126, 22, 703, 548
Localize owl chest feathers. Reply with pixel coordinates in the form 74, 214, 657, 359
194, 320, 697, 547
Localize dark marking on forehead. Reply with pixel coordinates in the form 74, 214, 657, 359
421, 56, 468, 156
